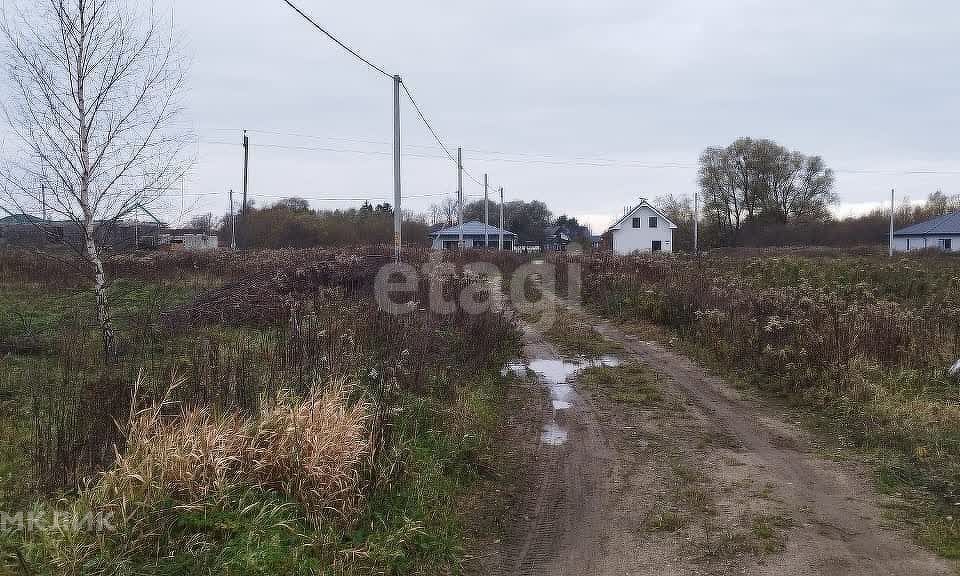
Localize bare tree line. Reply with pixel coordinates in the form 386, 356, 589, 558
698, 137, 836, 246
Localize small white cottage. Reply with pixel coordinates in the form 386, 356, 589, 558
893, 212, 960, 252
606, 199, 677, 254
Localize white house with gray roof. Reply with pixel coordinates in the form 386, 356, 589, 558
429, 221, 517, 250
605, 199, 677, 254
893, 212, 960, 252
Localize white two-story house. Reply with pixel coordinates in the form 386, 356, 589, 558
605, 199, 677, 254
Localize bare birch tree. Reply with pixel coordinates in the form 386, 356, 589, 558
0, 0, 191, 359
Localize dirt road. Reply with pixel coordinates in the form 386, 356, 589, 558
482, 299, 955, 575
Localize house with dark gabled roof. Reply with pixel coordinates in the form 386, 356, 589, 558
893, 212, 960, 252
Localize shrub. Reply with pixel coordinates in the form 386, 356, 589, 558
101, 381, 372, 528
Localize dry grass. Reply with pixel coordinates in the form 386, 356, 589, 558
100, 380, 372, 528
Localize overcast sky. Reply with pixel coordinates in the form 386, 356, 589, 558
164, 0, 960, 231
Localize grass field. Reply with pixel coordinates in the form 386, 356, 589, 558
0, 248, 523, 575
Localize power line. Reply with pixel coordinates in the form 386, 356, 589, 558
174, 191, 453, 201
279, 0, 393, 79
200, 139, 450, 160
400, 81, 457, 163
200, 131, 960, 175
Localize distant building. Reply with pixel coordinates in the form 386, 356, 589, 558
542, 226, 571, 251
605, 199, 677, 254
893, 212, 960, 252
429, 221, 517, 250
161, 229, 220, 251
0, 214, 218, 252
0, 214, 164, 251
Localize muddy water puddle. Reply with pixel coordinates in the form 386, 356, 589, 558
505, 356, 620, 446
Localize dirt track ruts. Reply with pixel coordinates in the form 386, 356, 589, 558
486, 297, 956, 576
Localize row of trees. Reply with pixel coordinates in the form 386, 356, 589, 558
656, 189, 960, 251
215, 199, 430, 249
216, 196, 596, 250
429, 197, 591, 244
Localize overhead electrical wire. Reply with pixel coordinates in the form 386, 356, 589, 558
279, 0, 393, 79
400, 82, 457, 164
201, 133, 960, 176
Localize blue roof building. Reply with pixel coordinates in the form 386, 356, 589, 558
893, 211, 960, 252
429, 221, 517, 250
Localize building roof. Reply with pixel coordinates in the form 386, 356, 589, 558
894, 211, 960, 236
543, 226, 571, 241
430, 221, 517, 237
0, 214, 46, 225
607, 199, 678, 231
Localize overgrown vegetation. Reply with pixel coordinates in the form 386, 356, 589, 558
553, 249, 960, 558
542, 310, 623, 358
579, 364, 661, 406
0, 247, 524, 574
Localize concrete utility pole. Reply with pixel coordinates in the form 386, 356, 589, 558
499, 186, 504, 251
457, 146, 463, 249
889, 188, 895, 257
229, 189, 236, 249
241, 130, 249, 248
693, 190, 699, 253
484, 173, 489, 249
393, 74, 402, 262
242, 131, 249, 213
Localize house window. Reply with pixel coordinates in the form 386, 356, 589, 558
632, 218, 642, 228
940, 238, 953, 251
649, 217, 658, 228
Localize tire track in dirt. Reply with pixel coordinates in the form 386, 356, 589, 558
499, 322, 617, 576
488, 291, 956, 575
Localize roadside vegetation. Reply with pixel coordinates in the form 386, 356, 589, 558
0, 247, 524, 575
579, 364, 661, 406
552, 249, 960, 558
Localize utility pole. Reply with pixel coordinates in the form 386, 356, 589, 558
242, 130, 249, 248
499, 186, 504, 251
229, 189, 236, 250
457, 146, 463, 250
693, 190, 699, 254
393, 74, 402, 262
889, 188, 895, 257
484, 173, 489, 249
40, 182, 46, 221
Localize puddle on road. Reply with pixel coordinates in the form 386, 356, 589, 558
501, 363, 529, 378
541, 422, 568, 446
506, 356, 620, 446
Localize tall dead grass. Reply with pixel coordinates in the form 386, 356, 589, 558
99, 381, 372, 527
